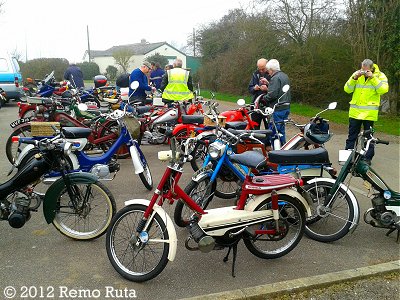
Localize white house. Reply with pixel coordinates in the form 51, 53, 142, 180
83, 40, 188, 74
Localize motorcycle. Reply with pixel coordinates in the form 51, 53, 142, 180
105, 136, 307, 282
14, 107, 153, 190
1, 132, 116, 240
301, 129, 399, 243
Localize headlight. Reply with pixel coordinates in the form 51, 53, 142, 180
208, 141, 226, 159
63, 142, 72, 156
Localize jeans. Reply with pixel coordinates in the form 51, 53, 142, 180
272, 108, 290, 145
345, 118, 375, 160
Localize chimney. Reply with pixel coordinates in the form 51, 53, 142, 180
140, 39, 147, 44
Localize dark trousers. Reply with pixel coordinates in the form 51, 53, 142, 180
345, 118, 375, 160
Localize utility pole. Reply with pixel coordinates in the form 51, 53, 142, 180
25, 33, 28, 62
87, 25, 91, 62
193, 28, 196, 57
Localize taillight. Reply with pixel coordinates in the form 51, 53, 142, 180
11, 136, 20, 143
14, 77, 19, 87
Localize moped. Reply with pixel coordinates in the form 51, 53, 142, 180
105, 136, 308, 282
301, 129, 399, 242
2, 132, 116, 240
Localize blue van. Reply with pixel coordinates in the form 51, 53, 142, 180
0, 52, 23, 105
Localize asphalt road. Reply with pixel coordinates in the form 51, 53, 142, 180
0, 101, 399, 300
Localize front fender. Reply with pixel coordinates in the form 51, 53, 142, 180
124, 199, 178, 262
245, 188, 312, 217
43, 173, 98, 224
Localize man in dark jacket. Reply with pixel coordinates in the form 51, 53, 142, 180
248, 58, 271, 129
150, 62, 165, 90
129, 61, 155, 104
263, 59, 291, 145
64, 63, 84, 89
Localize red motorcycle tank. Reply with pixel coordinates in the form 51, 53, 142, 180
219, 110, 245, 122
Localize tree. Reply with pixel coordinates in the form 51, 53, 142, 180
112, 48, 134, 73
76, 61, 100, 80
20, 58, 69, 81
145, 53, 168, 68
106, 65, 118, 80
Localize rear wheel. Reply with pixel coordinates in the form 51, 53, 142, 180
106, 204, 169, 282
52, 181, 116, 240
244, 195, 305, 259
174, 175, 216, 227
6, 124, 32, 164
303, 181, 355, 242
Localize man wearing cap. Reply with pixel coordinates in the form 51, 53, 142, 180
160, 58, 193, 105
129, 61, 155, 104
344, 58, 389, 165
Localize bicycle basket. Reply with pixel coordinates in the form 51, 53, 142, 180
123, 115, 141, 139
31, 122, 60, 136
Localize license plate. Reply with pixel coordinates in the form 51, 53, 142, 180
9, 117, 32, 128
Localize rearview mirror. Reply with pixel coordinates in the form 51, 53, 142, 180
130, 81, 139, 90
328, 102, 337, 110
282, 85, 290, 93
237, 99, 246, 106
77, 103, 88, 111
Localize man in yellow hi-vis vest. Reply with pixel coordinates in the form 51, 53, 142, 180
160, 58, 193, 105
344, 59, 389, 165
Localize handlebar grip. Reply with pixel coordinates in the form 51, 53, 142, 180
19, 137, 38, 146
377, 139, 389, 145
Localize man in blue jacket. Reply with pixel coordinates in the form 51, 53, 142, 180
64, 63, 84, 89
129, 61, 155, 104
150, 62, 165, 90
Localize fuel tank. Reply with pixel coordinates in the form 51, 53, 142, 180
0, 154, 50, 199
153, 109, 178, 125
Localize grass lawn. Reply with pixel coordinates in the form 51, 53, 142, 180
200, 89, 399, 136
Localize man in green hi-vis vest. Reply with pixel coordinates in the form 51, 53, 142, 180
160, 58, 194, 105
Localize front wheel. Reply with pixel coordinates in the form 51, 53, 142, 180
302, 181, 355, 242
52, 181, 116, 240
106, 204, 169, 282
135, 143, 153, 190
244, 195, 305, 259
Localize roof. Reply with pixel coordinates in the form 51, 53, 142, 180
87, 41, 186, 58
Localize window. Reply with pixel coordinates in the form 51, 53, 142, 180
12, 58, 20, 72
0, 58, 9, 72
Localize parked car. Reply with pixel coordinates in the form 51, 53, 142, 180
0, 52, 23, 104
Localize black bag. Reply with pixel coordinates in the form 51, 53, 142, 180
116, 73, 130, 88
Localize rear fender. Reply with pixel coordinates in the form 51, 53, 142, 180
124, 199, 177, 262
43, 173, 98, 224
245, 188, 312, 217
172, 123, 194, 136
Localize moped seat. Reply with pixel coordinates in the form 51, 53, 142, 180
229, 150, 267, 169
268, 147, 330, 164
102, 98, 119, 104
62, 127, 92, 139
181, 115, 204, 124
225, 122, 247, 130
136, 106, 152, 115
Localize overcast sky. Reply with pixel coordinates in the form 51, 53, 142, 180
0, 0, 246, 62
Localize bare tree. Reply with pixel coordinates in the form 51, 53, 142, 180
11, 48, 23, 62
258, 0, 342, 45
112, 48, 134, 73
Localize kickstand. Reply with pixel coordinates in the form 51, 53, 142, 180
222, 242, 239, 277
385, 228, 400, 243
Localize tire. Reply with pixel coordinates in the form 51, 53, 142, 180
244, 195, 305, 259
214, 164, 243, 199
52, 181, 116, 240
106, 204, 169, 282
302, 181, 355, 242
135, 144, 153, 190
190, 140, 209, 172
174, 128, 189, 144
6, 124, 32, 164
98, 120, 130, 159
174, 175, 216, 227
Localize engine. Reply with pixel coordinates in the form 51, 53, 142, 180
1, 192, 32, 228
